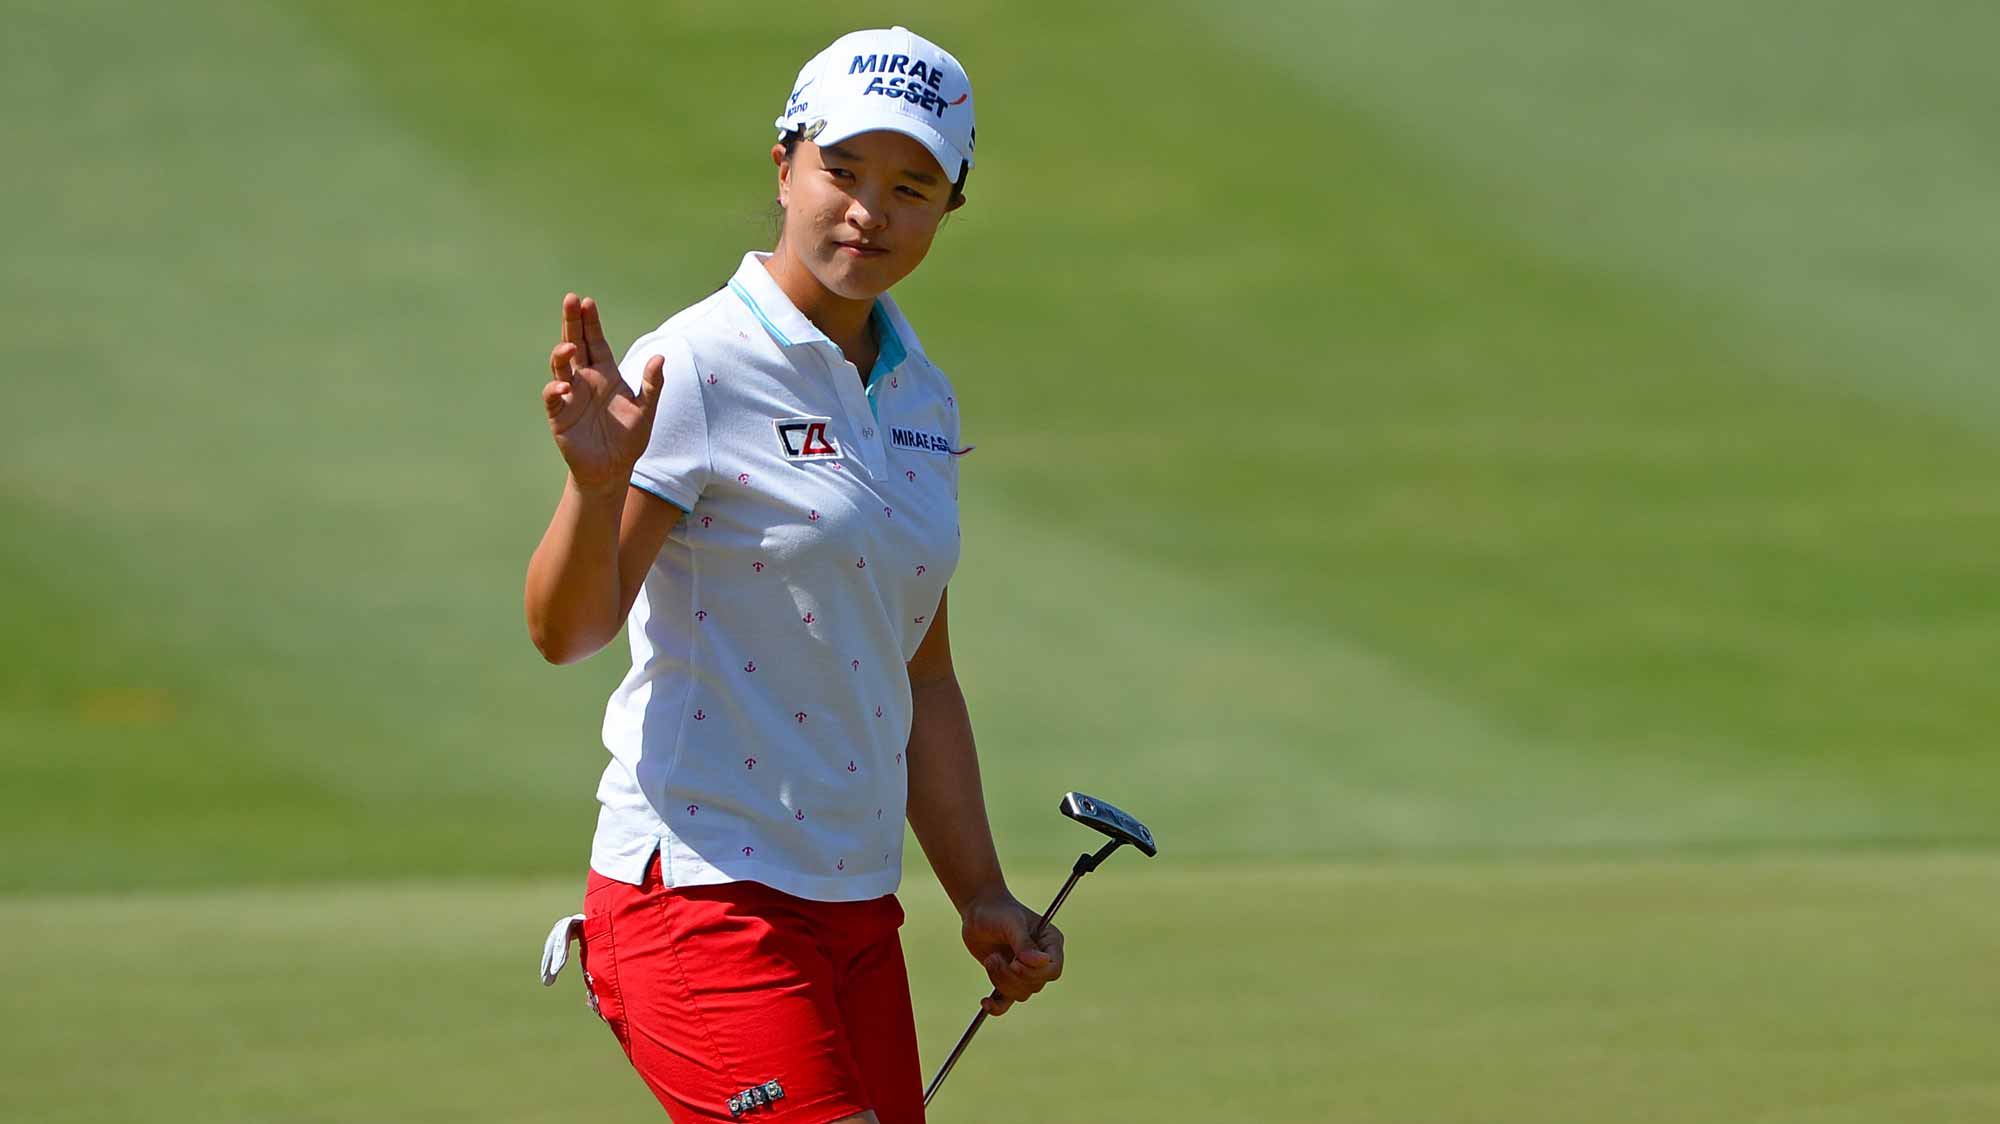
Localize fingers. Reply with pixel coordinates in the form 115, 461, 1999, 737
581, 297, 617, 371
561, 292, 583, 350
1036, 923, 1065, 978
963, 901, 1066, 1017
1003, 921, 1063, 979
545, 343, 580, 421
636, 354, 665, 421
980, 929, 1063, 1008
550, 342, 578, 384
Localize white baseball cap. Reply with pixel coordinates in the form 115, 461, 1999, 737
774, 26, 976, 180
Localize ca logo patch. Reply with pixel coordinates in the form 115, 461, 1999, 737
775, 416, 841, 460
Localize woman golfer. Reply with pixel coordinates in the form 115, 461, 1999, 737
523, 26, 1061, 1124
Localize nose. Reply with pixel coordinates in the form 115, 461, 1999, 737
846, 188, 888, 233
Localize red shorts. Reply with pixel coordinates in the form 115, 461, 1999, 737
580, 856, 925, 1124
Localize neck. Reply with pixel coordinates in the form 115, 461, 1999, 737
763, 244, 874, 359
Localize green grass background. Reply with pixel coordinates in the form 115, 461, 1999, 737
3, 0, 1996, 1119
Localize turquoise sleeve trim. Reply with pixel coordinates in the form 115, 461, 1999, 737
729, 279, 794, 346
629, 479, 692, 513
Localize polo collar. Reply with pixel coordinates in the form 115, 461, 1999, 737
867, 301, 906, 386
727, 251, 925, 370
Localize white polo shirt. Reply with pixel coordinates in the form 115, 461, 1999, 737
589, 252, 964, 902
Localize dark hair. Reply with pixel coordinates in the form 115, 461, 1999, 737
776, 128, 970, 207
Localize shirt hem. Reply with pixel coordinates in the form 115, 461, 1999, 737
590, 847, 900, 904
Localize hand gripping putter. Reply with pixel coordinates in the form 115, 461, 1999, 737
923, 792, 1158, 1108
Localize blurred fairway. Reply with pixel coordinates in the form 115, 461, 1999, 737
7, 856, 1999, 1123
3, 0, 1997, 1120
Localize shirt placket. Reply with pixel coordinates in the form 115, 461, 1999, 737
816, 346, 887, 479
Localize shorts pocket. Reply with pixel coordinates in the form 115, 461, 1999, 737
582, 884, 631, 1052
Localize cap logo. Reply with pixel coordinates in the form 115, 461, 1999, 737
848, 54, 958, 120
848, 54, 943, 83
785, 78, 814, 117
860, 75, 953, 119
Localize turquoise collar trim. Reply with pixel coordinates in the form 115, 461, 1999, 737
864, 302, 907, 421
867, 301, 906, 388
728, 278, 795, 347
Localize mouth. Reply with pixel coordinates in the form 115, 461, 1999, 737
834, 241, 889, 258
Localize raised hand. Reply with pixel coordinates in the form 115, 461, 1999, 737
543, 293, 665, 493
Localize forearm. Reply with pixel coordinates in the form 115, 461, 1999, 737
524, 475, 628, 664
904, 673, 1009, 913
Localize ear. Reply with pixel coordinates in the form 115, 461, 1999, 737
944, 193, 969, 214
772, 143, 790, 206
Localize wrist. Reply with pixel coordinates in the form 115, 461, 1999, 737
568, 473, 629, 503
955, 878, 1016, 919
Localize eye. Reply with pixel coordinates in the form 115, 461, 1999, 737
897, 185, 929, 200
826, 167, 855, 180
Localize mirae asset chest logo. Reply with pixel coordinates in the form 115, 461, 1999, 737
889, 426, 952, 455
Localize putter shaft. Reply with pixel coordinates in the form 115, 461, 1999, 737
922, 840, 1121, 1107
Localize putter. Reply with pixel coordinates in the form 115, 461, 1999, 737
922, 792, 1158, 1108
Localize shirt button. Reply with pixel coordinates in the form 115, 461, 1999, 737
863, 427, 875, 438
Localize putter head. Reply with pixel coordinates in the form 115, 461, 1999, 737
1059, 792, 1158, 857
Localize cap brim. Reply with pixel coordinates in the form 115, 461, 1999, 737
778, 112, 968, 179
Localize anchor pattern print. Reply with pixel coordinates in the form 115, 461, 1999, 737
601, 292, 964, 900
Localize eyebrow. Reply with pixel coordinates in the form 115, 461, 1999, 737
821, 143, 941, 187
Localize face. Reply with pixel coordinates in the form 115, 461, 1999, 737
774, 129, 966, 301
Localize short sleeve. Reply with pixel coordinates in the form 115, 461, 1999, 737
620, 333, 710, 513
